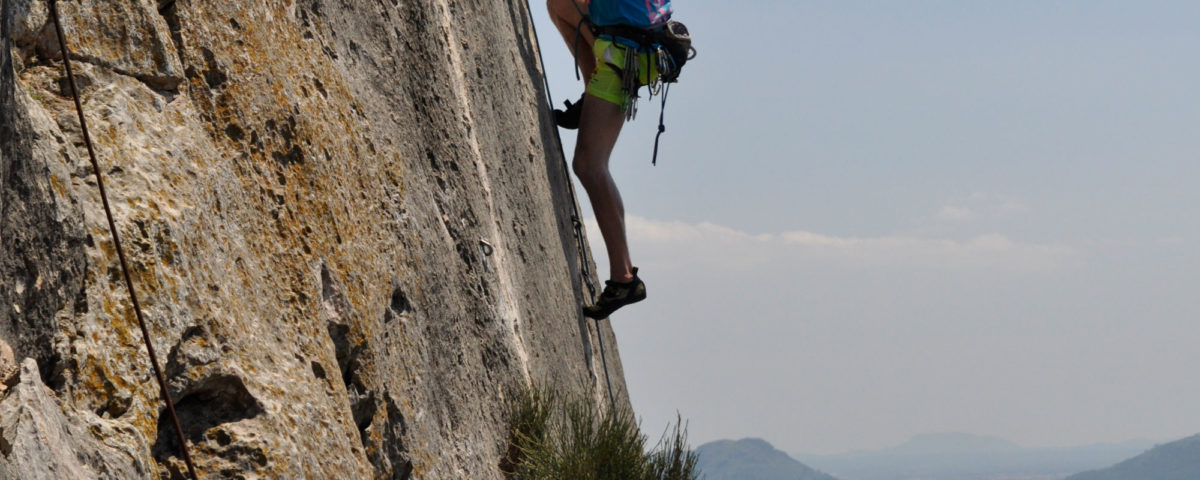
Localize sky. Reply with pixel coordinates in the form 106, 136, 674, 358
530, 0, 1200, 455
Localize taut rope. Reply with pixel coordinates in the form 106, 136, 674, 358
48, 1, 199, 478
525, 0, 618, 411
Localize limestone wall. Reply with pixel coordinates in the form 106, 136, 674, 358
0, 0, 625, 478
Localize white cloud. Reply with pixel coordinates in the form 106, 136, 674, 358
993, 199, 1032, 217
587, 215, 1076, 273
934, 193, 1031, 224
935, 205, 978, 222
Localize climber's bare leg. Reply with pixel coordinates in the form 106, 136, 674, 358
572, 95, 633, 283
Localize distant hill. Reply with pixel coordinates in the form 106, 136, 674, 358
878, 432, 1023, 455
1065, 434, 1200, 480
695, 438, 840, 480
794, 432, 1156, 480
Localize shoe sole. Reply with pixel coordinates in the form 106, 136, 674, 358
583, 286, 646, 320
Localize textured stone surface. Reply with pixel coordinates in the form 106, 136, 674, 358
0, 359, 154, 480
1, 0, 627, 478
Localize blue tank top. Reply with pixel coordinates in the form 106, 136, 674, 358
589, 0, 672, 28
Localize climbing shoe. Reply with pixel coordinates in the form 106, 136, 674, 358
583, 269, 646, 319
553, 95, 585, 130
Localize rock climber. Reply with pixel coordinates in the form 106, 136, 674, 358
547, 0, 676, 319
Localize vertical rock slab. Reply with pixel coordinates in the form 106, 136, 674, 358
1, 5, 90, 395
2, 0, 628, 478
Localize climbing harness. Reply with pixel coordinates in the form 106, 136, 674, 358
48, 2, 199, 478
596, 20, 694, 165
529, 0, 618, 411
566, 2, 696, 165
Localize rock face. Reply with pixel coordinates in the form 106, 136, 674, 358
1, 0, 627, 478
0, 359, 155, 480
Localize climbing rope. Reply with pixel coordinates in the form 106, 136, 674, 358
526, 0, 618, 411
48, 1, 199, 478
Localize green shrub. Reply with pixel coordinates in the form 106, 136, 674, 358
648, 415, 698, 480
501, 387, 697, 480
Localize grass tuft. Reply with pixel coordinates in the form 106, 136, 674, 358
501, 387, 697, 480
648, 414, 699, 480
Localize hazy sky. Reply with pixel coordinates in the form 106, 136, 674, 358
531, 0, 1200, 455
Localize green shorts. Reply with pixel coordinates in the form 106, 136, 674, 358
586, 38, 661, 110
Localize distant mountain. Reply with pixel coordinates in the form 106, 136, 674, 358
879, 432, 1023, 455
794, 432, 1156, 480
695, 438, 840, 480
1065, 434, 1200, 480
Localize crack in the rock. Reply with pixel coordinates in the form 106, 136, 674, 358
47, 48, 182, 97
157, 0, 189, 91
